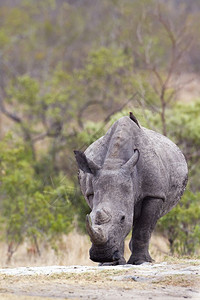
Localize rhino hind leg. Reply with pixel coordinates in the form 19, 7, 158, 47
128, 197, 163, 265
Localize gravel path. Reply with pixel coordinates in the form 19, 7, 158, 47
0, 260, 199, 299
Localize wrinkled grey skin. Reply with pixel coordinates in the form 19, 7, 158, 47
74, 116, 188, 265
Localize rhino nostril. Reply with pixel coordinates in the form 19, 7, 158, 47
120, 215, 125, 222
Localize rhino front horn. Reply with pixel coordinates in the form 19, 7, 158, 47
86, 215, 107, 245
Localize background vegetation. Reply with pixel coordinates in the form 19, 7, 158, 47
0, 0, 200, 262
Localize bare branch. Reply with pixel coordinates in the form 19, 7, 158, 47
0, 98, 22, 123
104, 93, 138, 123
151, 66, 164, 88
136, 23, 143, 44
156, 5, 176, 49
32, 132, 49, 142
77, 100, 103, 128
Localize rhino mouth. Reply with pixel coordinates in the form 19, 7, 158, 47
89, 244, 123, 263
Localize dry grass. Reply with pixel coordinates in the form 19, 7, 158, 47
0, 231, 170, 267
154, 274, 200, 288
0, 231, 95, 267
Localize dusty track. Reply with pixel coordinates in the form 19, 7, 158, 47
0, 260, 199, 299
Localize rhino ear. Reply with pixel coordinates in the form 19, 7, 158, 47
74, 150, 100, 175
122, 149, 140, 174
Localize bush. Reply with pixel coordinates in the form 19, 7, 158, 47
0, 134, 74, 260
158, 190, 200, 256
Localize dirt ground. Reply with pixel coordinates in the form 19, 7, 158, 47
0, 259, 199, 300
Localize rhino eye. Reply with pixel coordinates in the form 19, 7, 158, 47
87, 194, 94, 201
120, 215, 125, 222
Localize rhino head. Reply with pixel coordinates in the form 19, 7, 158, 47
74, 149, 140, 265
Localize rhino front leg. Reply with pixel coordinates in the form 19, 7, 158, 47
128, 197, 163, 265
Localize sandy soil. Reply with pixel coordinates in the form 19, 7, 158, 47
0, 259, 199, 300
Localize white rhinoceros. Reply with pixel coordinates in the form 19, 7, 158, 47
74, 115, 188, 265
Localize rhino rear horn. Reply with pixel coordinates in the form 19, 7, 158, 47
74, 150, 100, 175
122, 149, 140, 174
95, 209, 111, 225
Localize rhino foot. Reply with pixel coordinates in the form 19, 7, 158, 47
99, 257, 126, 266
127, 254, 154, 265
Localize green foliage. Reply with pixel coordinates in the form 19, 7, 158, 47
0, 29, 10, 47
76, 121, 106, 149
0, 134, 73, 250
8, 75, 39, 105
166, 101, 200, 192
158, 190, 200, 255
85, 47, 132, 78
167, 101, 200, 145
76, 47, 134, 110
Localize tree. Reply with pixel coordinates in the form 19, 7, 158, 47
132, 2, 193, 136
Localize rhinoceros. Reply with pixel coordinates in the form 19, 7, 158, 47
74, 115, 188, 265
